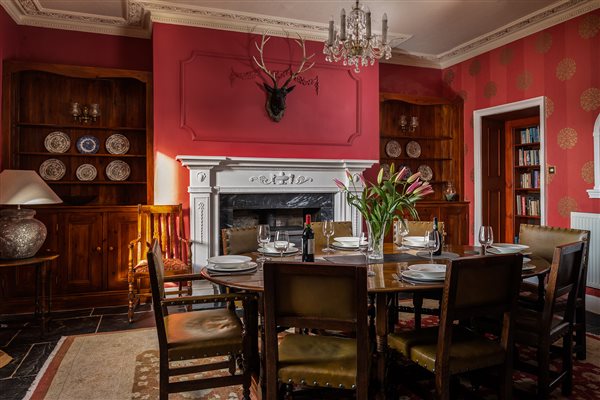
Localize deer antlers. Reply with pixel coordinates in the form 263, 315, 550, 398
253, 33, 315, 88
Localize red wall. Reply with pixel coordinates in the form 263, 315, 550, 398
152, 23, 380, 207
380, 63, 443, 97
442, 10, 600, 231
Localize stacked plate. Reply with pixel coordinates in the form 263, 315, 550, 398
331, 237, 363, 250
522, 257, 535, 271
206, 255, 257, 273
401, 264, 446, 282
487, 243, 530, 254
258, 243, 298, 256
403, 236, 428, 249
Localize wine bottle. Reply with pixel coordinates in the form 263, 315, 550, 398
433, 217, 443, 256
302, 215, 315, 262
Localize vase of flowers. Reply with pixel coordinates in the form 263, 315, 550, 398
334, 164, 433, 260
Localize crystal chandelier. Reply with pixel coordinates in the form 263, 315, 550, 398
323, 0, 391, 73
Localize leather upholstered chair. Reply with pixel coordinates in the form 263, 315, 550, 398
394, 220, 446, 329
311, 221, 353, 251
263, 261, 369, 400
146, 240, 257, 400
128, 204, 192, 323
518, 224, 590, 360
221, 226, 258, 255
388, 253, 523, 400
513, 241, 585, 398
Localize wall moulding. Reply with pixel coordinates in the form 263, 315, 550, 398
179, 50, 362, 146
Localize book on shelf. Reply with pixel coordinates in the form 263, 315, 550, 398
519, 126, 540, 144
517, 148, 540, 166
516, 194, 540, 216
518, 170, 540, 188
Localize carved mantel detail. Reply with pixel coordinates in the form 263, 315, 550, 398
249, 171, 313, 185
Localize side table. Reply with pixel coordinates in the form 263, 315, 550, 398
0, 252, 59, 335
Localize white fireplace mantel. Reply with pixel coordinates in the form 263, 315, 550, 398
177, 156, 377, 270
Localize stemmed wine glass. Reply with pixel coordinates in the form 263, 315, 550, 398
358, 232, 375, 276
479, 226, 494, 255
424, 230, 440, 263
396, 219, 409, 249
274, 231, 290, 259
257, 224, 271, 262
322, 220, 335, 253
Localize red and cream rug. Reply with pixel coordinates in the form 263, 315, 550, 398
24, 322, 600, 399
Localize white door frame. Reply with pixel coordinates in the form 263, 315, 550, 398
473, 96, 546, 244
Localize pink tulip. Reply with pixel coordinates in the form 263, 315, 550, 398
406, 180, 422, 194
407, 171, 421, 183
345, 169, 353, 180
334, 178, 346, 190
359, 173, 367, 186
396, 167, 407, 181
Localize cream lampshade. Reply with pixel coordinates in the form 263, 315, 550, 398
0, 170, 62, 259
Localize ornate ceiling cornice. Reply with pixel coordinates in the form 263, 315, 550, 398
0, 0, 598, 69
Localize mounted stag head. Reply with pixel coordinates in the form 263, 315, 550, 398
253, 34, 315, 122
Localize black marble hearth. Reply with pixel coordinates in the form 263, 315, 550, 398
219, 193, 334, 248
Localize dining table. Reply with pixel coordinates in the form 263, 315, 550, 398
200, 242, 551, 396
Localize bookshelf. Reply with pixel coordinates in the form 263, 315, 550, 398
510, 118, 541, 238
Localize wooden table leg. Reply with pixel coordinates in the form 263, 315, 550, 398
375, 293, 389, 397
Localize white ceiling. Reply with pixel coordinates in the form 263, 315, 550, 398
2, 0, 599, 68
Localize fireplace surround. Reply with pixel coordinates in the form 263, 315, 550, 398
177, 156, 376, 270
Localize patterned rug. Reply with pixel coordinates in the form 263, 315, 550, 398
24, 316, 600, 399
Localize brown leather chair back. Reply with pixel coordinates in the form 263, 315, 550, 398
519, 224, 589, 264
436, 254, 523, 373
136, 204, 188, 262
221, 226, 257, 255
263, 262, 368, 396
311, 221, 353, 250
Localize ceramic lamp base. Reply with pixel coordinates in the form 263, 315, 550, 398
0, 209, 47, 259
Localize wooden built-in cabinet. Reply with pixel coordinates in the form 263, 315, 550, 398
0, 61, 152, 313
380, 93, 469, 245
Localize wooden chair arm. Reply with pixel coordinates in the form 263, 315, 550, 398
161, 292, 258, 307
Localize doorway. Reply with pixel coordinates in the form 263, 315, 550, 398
474, 97, 546, 244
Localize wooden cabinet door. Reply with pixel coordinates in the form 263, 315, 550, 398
58, 212, 103, 293
414, 205, 439, 224
441, 204, 470, 246
106, 211, 138, 291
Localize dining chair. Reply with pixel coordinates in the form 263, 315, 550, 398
513, 241, 585, 398
221, 226, 258, 255
128, 204, 192, 323
394, 220, 446, 329
518, 224, 590, 360
310, 221, 353, 250
388, 253, 523, 400
263, 261, 369, 400
146, 240, 257, 400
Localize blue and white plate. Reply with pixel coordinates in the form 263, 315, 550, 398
76, 135, 100, 154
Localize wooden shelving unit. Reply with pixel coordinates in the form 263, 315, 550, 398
379, 93, 469, 245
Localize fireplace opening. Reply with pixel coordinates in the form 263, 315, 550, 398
219, 193, 334, 250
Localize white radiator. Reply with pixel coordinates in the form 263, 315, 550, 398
571, 212, 600, 289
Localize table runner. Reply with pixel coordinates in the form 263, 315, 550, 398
324, 253, 421, 265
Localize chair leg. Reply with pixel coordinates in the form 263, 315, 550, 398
562, 330, 574, 396
127, 271, 136, 323
536, 345, 551, 399
575, 305, 587, 360
413, 293, 423, 330
435, 372, 451, 400
499, 362, 513, 400
159, 358, 169, 400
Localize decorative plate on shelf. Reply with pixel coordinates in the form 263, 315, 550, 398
44, 131, 70, 153
398, 164, 412, 178
418, 165, 433, 181
76, 164, 97, 181
39, 159, 66, 181
385, 139, 401, 158
106, 160, 130, 181
406, 141, 421, 158
105, 134, 130, 155
76, 135, 100, 154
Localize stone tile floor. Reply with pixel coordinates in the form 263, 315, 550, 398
1, 284, 599, 400
0, 281, 215, 400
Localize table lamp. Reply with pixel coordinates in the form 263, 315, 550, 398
0, 170, 62, 259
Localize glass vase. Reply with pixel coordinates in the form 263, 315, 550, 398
366, 219, 387, 261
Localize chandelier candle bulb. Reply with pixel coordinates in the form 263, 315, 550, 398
340, 9, 346, 40
382, 13, 388, 43
366, 8, 371, 38
328, 16, 334, 45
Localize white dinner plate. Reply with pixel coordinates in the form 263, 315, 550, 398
487, 243, 530, 254
408, 264, 446, 277
207, 262, 257, 273
207, 255, 252, 269
260, 243, 296, 250
334, 237, 360, 245
403, 236, 428, 246
258, 247, 299, 255
523, 257, 531, 264
522, 264, 536, 272
401, 270, 445, 282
